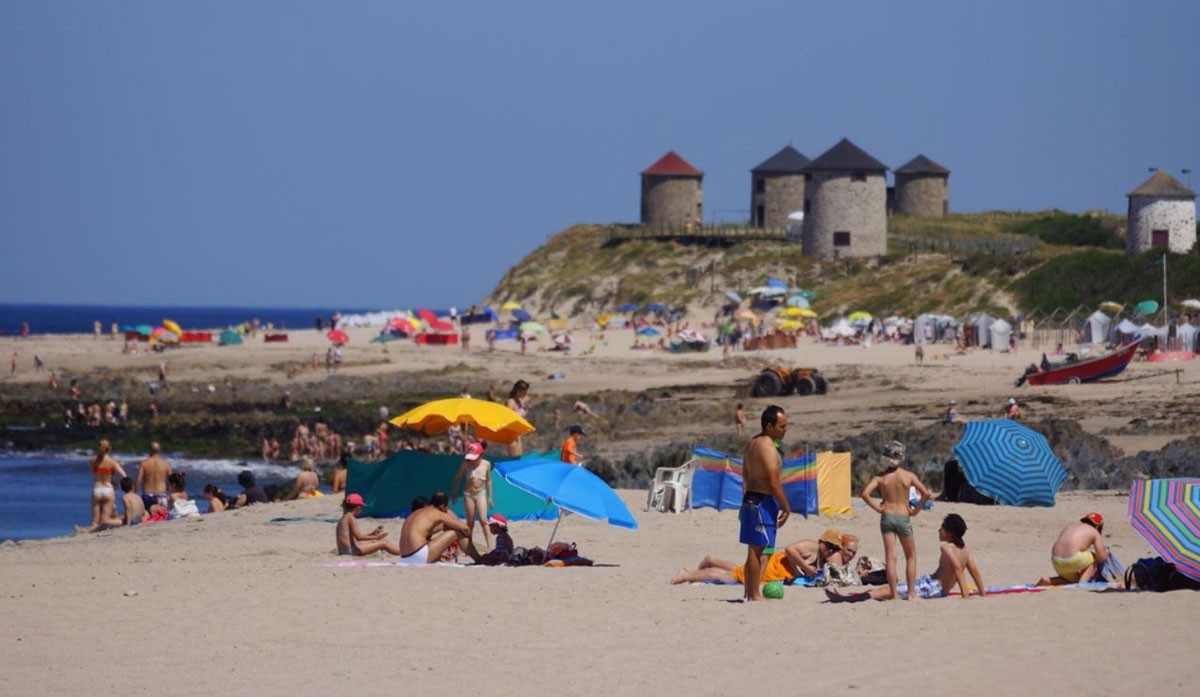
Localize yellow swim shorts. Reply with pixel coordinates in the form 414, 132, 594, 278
1051, 550, 1096, 582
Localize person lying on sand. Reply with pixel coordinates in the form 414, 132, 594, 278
1037, 513, 1110, 586
336, 494, 400, 556
398, 492, 482, 565
670, 529, 843, 585
826, 514, 985, 602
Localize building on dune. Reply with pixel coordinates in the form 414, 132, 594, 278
749, 145, 810, 229
799, 138, 889, 259
1125, 170, 1196, 255
639, 151, 703, 226
893, 154, 950, 218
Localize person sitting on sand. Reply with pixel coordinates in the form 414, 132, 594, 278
232, 470, 269, 508
945, 399, 965, 424
477, 514, 515, 566
1037, 513, 1111, 586
860, 441, 931, 601
826, 514, 985, 602
670, 529, 844, 586
284, 457, 322, 500
336, 493, 400, 556
397, 492, 481, 566
77, 439, 127, 533
560, 425, 586, 466
332, 457, 347, 494
119, 476, 145, 526
203, 484, 227, 513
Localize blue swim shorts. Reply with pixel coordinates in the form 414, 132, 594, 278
739, 492, 779, 549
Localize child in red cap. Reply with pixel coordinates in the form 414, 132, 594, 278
336, 493, 400, 556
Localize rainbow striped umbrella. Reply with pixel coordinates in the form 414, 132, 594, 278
952, 419, 1067, 507
1127, 478, 1200, 582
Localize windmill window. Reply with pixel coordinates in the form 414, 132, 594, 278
755, 179, 765, 193
851, 172, 867, 183
833, 231, 851, 247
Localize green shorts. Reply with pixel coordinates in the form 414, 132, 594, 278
880, 513, 913, 537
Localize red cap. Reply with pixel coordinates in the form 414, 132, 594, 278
464, 442, 484, 461
346, 493, 364, 506
1082, 512, 1103, 527
487, 513, 509, 529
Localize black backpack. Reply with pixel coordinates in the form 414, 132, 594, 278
1125, 557, 1200, 592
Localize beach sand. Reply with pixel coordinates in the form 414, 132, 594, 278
2, 327, 1199, 696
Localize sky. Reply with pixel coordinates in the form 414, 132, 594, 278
1, 1, 1197, 309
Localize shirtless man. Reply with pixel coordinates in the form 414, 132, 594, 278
670, 529, 842, 585
135, 442, 173, 510
826, 514, 985, 601
739, 406, 791, 601
1037, 513, 1110, 586
336, 494, 400, 556
860, 440, 931, 601
397, 492, 482, 565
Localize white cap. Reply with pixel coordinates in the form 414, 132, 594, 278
1008, 397, 1016, 405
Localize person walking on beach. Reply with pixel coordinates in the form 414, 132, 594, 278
1037, 513, 1111, 586
826, 514, 985, 602
739, 405, 791, 601
560, 425, 585, 466
135, 442, 173, 510
10, 350, 16, 377
734, 402, 746, 436
77, 439, 127, 533
451, 442, 494, 551
505, 380, 530, 456
860, 440, 931, 601
336, 493, 400, 556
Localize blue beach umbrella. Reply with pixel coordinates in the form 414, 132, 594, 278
636, 326, 662, 337
952, 419, 1067, 507
617, 303, 639, 312
495, 459, 638, 550
766, 278, 787, 289
724, 291, 742, 303
511, 309, 532, 322
643, 303, 668, 313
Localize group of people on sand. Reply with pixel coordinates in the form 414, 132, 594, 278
681, 405, 1117, 603
77, 439, 332, 533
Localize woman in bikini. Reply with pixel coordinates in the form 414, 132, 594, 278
504, 379, 530, 456
451, 441, 494, 551
77, 439, 127, 533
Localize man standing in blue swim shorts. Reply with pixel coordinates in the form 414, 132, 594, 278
740, 405, 791, 601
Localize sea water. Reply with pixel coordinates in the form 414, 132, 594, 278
0, 451, 304, 542
0, 303, 381, 337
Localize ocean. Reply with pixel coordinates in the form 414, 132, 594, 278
0, 451, 305, 542
0, 303, 383, 337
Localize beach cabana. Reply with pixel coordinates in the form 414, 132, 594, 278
990, 319, 1013, 350
1086, 310, 1111, 345
219, 330, 242, 346
972, 313, 994, 348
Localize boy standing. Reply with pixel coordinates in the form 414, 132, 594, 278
336, 493, 400, 556
859, 441, 930, 601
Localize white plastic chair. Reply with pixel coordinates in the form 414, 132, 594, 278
645, 458, 695, 513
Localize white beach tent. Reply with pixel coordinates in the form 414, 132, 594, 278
1086, 311, 1111, 345
826, 318, 857, 339
1115, 319, 1140, 345
990, 319, 1013, 350
1176, 322, 1197, 352
972, 314, 994, 348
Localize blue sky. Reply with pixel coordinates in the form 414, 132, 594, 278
1, 1, 1196, 308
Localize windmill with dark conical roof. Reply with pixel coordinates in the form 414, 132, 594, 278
640, 151, 704, 225
800, 138, 889, 258
750, 145, 810, 228
894, 155, 950, 217
1126, 171, 1196, 256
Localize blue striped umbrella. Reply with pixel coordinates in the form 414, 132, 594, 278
952, 419, 1067, 506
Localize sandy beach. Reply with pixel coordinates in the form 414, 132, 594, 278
2, 327, 1199, 696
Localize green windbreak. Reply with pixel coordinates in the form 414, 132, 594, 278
347, 450, 559, 521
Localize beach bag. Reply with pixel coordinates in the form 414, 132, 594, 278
1125, 557, 1170, 592
169, 498, 201, 519
547, 541, 577, 561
